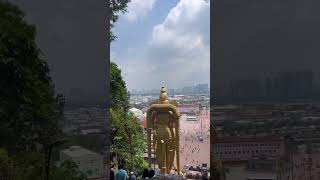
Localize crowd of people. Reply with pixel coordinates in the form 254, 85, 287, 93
179, 118, 210, 168
110, 165, 158, 180
110, 164, 209, 180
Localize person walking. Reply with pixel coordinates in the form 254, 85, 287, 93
110, 167, 115, 180
115, 164, 129, 180
141, 168, 149, 179
148, 169, 155, 179
128, 172, 136, 180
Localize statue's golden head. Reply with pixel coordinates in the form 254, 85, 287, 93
159, 86, 169, 104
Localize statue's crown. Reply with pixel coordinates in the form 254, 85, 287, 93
159, 86, 169, 103
160, 86, 167, 93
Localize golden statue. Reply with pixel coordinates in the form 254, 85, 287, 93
146, 86, 181, 174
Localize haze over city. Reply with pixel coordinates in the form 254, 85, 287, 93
214, 0, 320, 84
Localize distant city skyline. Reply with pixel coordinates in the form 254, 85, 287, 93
214, 69, 318, 103
129, 83, 210, 91
130, 83, 209, 95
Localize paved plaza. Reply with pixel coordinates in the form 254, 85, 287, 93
179, 108, 210, 168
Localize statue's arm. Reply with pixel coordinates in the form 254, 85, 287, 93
153, 131, 157, 150
173, 111, 180, 174
146, 108, 154, 128
149, 104, 180, 119
169, 104, 180, 120
146, 107, 155, 168
168, 114, 175, 136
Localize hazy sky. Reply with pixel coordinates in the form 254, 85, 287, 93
214, 0, 320, 84
111, 0, 210, 91
8, 0, 107, 102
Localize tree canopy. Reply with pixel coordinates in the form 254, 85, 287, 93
0, 148, 87, 180
109, 62, 147, 171
0, 1, 64, 153
50, 160, 88, 180
109, 7, 148, 169
0, 2, 71, 179
110, 62, 130, 111
109, 0, 131, 110
110, 109, 147, 172
110, 0, 130, 41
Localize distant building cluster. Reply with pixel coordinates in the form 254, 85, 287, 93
214, 102, 320, 180
130, 83, 209, 95
214, 136, 285, 162
178, 104, 200, 114
214, 103, 320, 138
215, 69, 315, 102
62, 108, 105, 135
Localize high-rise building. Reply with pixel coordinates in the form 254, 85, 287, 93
230, 79, 262, 100
195, 84, 209, 93
278, 69, 313, 99
182, 86, 194, 94
168, 88, 175, 96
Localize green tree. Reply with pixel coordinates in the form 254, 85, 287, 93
0, 149, 87, 180
110, 0, 130, 41
0, 1, 64, 153
0, 2, 68, 179
110, 109, 147, 172
50, 161, 88, 180
0, 148, 44, 180
109, 0, 147, 172
109, 0, 130, 110
0, 148, 15, 179
110, 62, 130, 111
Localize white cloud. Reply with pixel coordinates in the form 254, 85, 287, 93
124, 0, 157, 22
117, 0, 210, 90
151, 0, 209, 50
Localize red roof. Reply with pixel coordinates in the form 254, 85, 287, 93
141, 115, 147, 129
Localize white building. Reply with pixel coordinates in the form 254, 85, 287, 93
129, 107, 143, 120
60, 146, 105, 179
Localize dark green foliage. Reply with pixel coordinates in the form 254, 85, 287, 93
0, 148, 15, 178
0, 148, 44, 180
51, 161, 88, 180
110, 62, 130, 111
110, 0, 130, 41
0, 1, 64, 152
110, 63, 147, 171
0, 148, 87, 180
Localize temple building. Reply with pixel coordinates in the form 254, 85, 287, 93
214, 136, 285, 163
